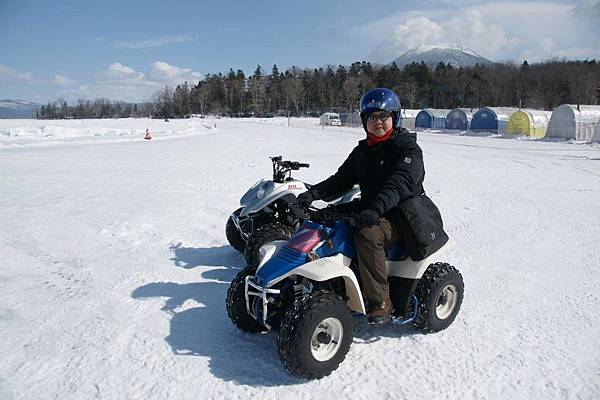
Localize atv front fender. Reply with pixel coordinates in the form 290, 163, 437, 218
291, 254, 366, 314
257, 240, 288, 269
255, 245, 365, 314
240, 183, 307, 217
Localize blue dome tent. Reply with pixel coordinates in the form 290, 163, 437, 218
445, 108, 477, 130
415, 109, 449, 129
470, 107, 519, 134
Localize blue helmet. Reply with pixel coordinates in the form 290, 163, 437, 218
359, 88, 401, 129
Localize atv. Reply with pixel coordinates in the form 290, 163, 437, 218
226, 156, 360, 266
226, 206, 464, 379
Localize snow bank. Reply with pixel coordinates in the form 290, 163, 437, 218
0, 117, 221, 147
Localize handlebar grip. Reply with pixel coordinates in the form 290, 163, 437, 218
298, 163, 310, 168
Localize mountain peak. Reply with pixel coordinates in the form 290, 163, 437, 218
0, 99, 41, 119
391, 46, 493, 68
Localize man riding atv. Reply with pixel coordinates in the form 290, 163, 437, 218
297, 88, 448, 325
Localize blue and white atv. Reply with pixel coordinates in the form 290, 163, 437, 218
226, 156, 360, 266
226, 207, 464, 379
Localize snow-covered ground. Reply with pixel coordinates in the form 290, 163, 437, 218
1, 117, 599, 399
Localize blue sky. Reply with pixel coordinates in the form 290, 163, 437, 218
1, 0, 599, 103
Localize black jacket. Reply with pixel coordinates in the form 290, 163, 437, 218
311, 127, 448, 260
311, 127, 424, 217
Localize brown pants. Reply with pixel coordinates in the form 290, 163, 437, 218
353, 217, 400, 305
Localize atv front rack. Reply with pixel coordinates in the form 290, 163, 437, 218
245, 276, 280, 329
231, 209, 253, 240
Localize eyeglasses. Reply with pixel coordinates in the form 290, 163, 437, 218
367, 112, 391, 122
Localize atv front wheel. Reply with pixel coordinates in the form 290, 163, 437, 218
226, 266, 267, 333
226, 209, 246, 252
414, 263, 464, 333
244, 222, 295, 267
277, 292, 353, 379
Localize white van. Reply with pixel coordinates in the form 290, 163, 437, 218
320, 112, 342, 126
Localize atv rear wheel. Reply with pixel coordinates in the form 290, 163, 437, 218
226, 209, 246, 252
226, 266, 267, 333
414, 263, 464, 333
277, 292, 353, 379
244, 222, 295, 267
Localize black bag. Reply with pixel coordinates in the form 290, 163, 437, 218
391, 194, 449, 261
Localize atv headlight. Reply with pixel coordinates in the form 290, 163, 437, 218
256, 181, 274, 199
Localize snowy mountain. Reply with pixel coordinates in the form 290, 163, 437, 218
391, 45, 493, 68
0, 99, 40, 119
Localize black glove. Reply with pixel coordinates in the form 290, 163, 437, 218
334, 198, 361, 215
297, 191, 317, 209
356, 209, 380, 229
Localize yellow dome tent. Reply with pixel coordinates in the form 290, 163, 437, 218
506, 109, 552, 138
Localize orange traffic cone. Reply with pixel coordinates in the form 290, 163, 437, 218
144, 128, 152, 140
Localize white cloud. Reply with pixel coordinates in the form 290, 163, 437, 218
147, 61, 202, 86
114, 34, 196, 49
99, 63, 146, 81
52, 74, 76, 86
364, 1, 600, 63
572, 0, 600, 20
542, 37, 556, 54
57, 61, 202, 102
0, 64, 34, 82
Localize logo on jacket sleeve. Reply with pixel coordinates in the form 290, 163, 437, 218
404, 157, 412, 164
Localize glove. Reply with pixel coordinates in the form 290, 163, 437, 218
297, 191, 317, 209
334, 198, 360, 215
356, 209, 380, 229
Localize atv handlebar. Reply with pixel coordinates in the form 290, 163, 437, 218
271, 156, 309, 170
279, 160, 309, 170
270, 155, 310, 182
292, 201, 357, 226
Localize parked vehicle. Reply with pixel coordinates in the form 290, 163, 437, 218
226, 206, 464, 379
225, 156, 360, 266
319, 112, 342, 126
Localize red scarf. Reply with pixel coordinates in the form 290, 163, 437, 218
367, 127, 394, 146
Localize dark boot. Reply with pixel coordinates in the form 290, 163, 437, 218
367, 298, 393, 325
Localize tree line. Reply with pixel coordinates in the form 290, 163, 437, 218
37, 58, 600, 120
37, 99, 154, 119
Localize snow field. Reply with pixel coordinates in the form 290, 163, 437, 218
0, 118, 599, 399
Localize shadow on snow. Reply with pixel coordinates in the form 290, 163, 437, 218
132, 242, 420, 386
169, 242, 241, 269
132, 243, 305, 386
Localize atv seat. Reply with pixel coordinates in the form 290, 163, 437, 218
385, 241, 410, 261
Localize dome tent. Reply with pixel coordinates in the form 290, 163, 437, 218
546, 104, 600, 141
594, 119, 600, 143
445, 108, 477, 130
506, 109, 552, 138
400, 109, 420, 129
415, 109, 450, 129
340, 111, 361, 127
470, 107, 519, 134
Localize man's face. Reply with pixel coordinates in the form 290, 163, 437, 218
366, 110, 393, 136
